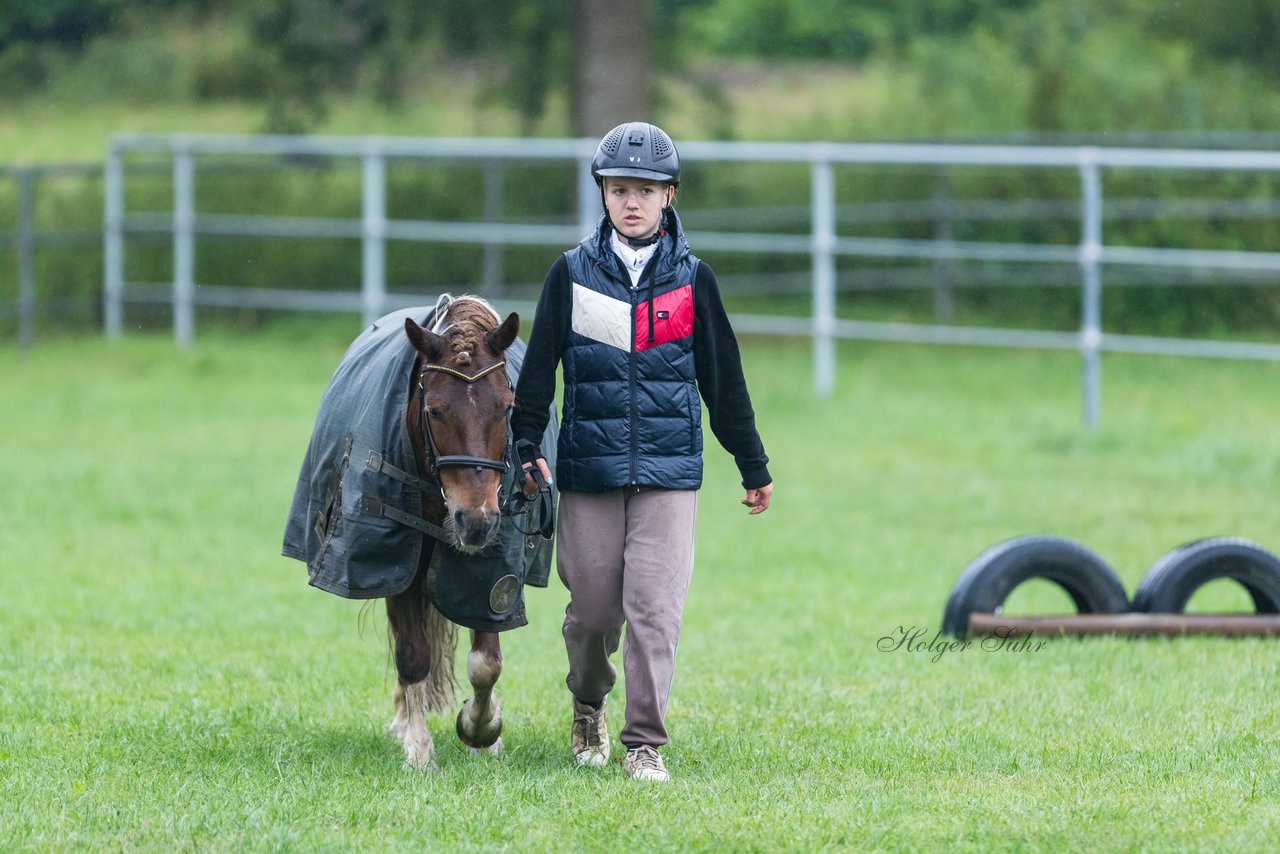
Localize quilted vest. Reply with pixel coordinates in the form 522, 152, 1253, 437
558, 211, 703, 492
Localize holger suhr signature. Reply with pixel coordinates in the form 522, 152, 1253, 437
877, 625, 1048, 662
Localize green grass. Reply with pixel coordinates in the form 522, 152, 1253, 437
3, 323, 1280, 851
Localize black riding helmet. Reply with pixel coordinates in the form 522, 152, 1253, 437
591, 122, 681, 186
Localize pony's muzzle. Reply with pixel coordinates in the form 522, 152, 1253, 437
454, 508, 500, 549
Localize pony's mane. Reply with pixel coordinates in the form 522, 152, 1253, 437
433, 294, 502, 367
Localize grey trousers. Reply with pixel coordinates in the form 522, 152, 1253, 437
556, 486, 697, 748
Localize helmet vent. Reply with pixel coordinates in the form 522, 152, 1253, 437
652, 133, 672, 160
600, 126, 625, 156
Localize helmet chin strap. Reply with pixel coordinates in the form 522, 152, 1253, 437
620, 229, 663, 248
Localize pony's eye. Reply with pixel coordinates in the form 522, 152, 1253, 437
427, 407, 443, 421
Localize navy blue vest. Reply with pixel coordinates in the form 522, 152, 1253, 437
557, 212, 703, 492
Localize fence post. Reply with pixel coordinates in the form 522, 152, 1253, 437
104, 147, 124, 338
482, 160, 505, 298
811, 156, 837, 397
17, 167, 35, 351
173, 144, 196, 346
361, 146, 386, 327
932, 166, 955, 323
1078, 149, 1103, 428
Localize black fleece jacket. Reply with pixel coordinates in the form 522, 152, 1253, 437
512, 252, 772, 490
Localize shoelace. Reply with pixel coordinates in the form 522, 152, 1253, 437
574, 709, 603, 748
629, 746, 662, 771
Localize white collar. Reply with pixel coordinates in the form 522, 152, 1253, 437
611, 229, 657, 287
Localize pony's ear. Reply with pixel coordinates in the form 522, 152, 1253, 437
487, 312, 520, 353
405, 317, 445, 360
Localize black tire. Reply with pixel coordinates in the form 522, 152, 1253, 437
1131, 537, 1280, 614
942, 535, 1129, 638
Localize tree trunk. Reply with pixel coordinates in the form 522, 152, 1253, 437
570, 0, 652, 139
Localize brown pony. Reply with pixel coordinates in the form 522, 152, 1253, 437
388, 296, 520, 770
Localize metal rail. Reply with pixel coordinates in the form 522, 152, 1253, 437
101, 134, 1280, 425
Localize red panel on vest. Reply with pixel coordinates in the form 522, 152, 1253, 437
635, 284, 694, 352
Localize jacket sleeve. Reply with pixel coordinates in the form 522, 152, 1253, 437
511, 255, 571, 462
693, 261, 772, 489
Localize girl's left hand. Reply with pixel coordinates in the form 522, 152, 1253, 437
741, 483, 773, 515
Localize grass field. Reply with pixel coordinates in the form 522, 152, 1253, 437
3, 321, 1279, 851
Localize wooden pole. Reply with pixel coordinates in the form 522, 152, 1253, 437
967, 612, 1280, 638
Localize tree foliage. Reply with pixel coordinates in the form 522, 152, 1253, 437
0, 0, 117, 87
242, 0, 572, 132
5, 0, 1280, 134
1133, 0, 1280, 80
424, 0, 570, 131
249, 0, 417, 132
677, 0, 1036, 62
0, 0, 116, 51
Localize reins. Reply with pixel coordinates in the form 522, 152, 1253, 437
505, 439, 555, 540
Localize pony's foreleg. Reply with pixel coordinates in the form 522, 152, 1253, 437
455, 631, 503, 753
386, 575, 437, 771
393, 678, 436, 770
389, 680, 409, 741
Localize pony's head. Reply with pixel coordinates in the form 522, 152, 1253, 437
404, 299, 520, 552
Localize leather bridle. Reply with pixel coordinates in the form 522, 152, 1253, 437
415, 357, 555, 540
417, 359, 512, 477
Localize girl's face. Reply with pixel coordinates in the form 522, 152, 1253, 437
603, 177, 675, 241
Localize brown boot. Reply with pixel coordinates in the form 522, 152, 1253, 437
571, 697, 609, 767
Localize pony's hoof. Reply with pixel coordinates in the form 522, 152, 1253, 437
401, 728, 438, 772
455, 699, 503, 749
403, 743, 439, 772
468, 737, 503, 756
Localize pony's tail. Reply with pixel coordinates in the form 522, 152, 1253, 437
422, 600, 458, 712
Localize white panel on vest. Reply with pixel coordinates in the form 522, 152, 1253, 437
571, 282, 631, 351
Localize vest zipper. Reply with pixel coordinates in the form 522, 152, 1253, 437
603, 232, 674, 489
628, 280, 639, 486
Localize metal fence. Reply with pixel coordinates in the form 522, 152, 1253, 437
0, 163, 101, 350
103, 133, 1280, 425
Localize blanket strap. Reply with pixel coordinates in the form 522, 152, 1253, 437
358, 495, 452, 542
367, 451, 442, 497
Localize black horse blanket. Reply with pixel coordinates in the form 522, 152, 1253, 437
282, 303, 557, 632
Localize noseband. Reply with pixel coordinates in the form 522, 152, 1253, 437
417, 359, 511, 477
